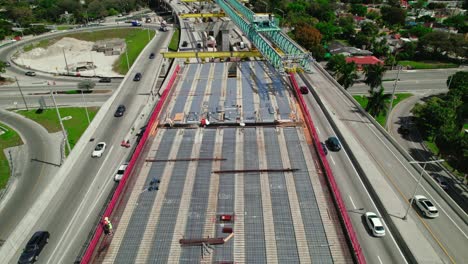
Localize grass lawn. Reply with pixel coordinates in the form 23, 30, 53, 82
17, 107, 99, 151
168, 28, 180, 51
0, 123, 23, 189
23, 39, 56, 52
56, 25, 73, 30
353, 93, 413, 126
398, 60, 458, 69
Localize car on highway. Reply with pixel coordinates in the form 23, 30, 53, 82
414, 195, 439, 218
321, 142, 328, 155
98, 77, 112, 83
25, 71, 36, 76
364, 212, 385, 237
300, 86, 309, 94
434, 176, 449, 190
182, 41, 188, 47
149, 52, 155, 59
92, 142, 106, 158
133, 72, 142, 81
18, 231, 50, 264
326, 136, 341, 151
114, 163, 128, 181
114, 104, 126, 117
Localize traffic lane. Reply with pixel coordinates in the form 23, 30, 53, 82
0, 83, 119, 93
309, 69, 467, 262
349, 79, 449, 95
0, 93, 110, 109
304, 94, 407, 264
0, 110, 60, 239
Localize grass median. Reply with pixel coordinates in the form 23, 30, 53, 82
398, 61, 458, 69
353, 93, 413, 126
0, 122, 23, 189
17, 107, 99, 151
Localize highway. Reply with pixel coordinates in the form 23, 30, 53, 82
303, 87, 407, 264
0, 25, 173, 263
303, 63, 468, 263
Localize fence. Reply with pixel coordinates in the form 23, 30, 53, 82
80, 64, 180, 263
288, 73, 366, 264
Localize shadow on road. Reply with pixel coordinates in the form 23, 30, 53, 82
31, 158, 61, 167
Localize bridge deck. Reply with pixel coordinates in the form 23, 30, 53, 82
93, 61, 352, 263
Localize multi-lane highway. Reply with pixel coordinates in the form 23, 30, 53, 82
0, 23, 173, 263
303, 63, 468, 263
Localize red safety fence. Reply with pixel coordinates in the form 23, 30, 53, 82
289, 73, 366, 264
80, 64, 181, 264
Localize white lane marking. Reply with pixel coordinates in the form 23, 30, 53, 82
378, 255, 383, 264
323, 72, 468, 240
349, 195, 357, 209
329, 155, 336, 165
316, 127, 321, 135
305, 72, 408, 263
48, 145, 114, 263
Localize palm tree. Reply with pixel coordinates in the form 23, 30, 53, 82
364, 63, 387, 91
337, 62, 358, 89
366, 86, 391, 117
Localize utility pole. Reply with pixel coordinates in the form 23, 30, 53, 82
15, 77, 29, 110
125, 48, 130, 71
89, 51, 96, 76
81, 90, 90, 124
62, 48, 70, 75
385, 65, 401, 130
50, 91, 72, 153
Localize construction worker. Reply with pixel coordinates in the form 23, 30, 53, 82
103, 217, 113, 235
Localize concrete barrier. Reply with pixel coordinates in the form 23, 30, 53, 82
79, 64, 180, 264
289, 73, 366, 264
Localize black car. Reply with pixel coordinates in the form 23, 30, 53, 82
326, 136, 341, 151
18, 231, 50, 264
133, 72, 142, 81
181, 41, 188, 47
300, 86, 309, 94
149, 53, 155, 59
114, 104, 126, 117
25, 71, 36, 76
98, 77, 112, 83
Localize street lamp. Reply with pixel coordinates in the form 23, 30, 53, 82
403, 159, 444, 220
274, 8, 285, 20
259, 0, 269, 12
50, 90, 72, 154
384, 65, 402, 130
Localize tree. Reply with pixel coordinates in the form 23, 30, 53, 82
78, 80, 96, 92
416, 15, 436, 23
386, 0, 401, 7
371, 38, 390, 57
315, 21, 339, 42
408, 24, 432, 38
326, 54, 346, 77
397, 41, 416, 60
338, 15, 355, 39
443, 15, 468, 34
364, 63, 387, 91
418, 31, 468, 59
366, 86, 391, 117
337, 62, 358, 89
293, 23, 322, 52
351, 4, 367, 16
380, 6, 407, 26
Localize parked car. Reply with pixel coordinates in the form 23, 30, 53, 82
321, 142, 328, 155
434, 176, 449, 190
98, 77, 112, 83
25, 71, 36, 76
181, 41, 188, 47
414, 195, 439, 218
300, 86, 309, 94
92, 142, 106, 158
326, 136, 341, 151
114, 104, 126, 117
18, 231, 50, 264
133, 72, 142, 81
114, 163, 128, 181
364, 212, 385, 237
149, 53, 155, 59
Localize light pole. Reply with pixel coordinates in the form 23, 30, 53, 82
259, 0, 269, 12
81, 90, 90, 124
89, 51, 96, 76
384, 65, 401, 130
50, 91, 72, 154
15, 77, 29, 110
403, 159, 444, 220
274, 8, 285, 20
62, 48, 70, 75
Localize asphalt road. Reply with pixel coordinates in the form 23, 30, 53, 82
303, 91, 407, 264
305, 64, 468, 263
0, 110, 61, 240
348, 68, 466, 94
0, 26, 172, 263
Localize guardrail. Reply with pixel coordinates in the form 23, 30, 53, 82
288, 73, 366, 264
80, 64, 180, 264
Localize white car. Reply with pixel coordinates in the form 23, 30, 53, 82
414, 195, 439, 218
91, 142, 106, 158
114, 163, 128, 181
364, 212, 385, 237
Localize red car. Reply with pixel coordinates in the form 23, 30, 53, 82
220, 214, 232, 221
